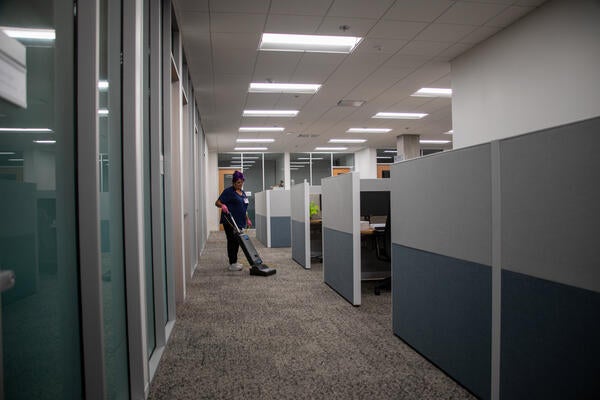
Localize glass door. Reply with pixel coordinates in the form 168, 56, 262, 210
0, 1, 83, 398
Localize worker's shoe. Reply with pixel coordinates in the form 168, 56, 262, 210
228, 263, 243, 271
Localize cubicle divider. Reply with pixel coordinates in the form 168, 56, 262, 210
255, 189, 291, 248
291, 182, 310, 268
390, 116, 600, 400
322, 172, 360, 305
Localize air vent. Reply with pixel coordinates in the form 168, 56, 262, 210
337, 99, 365, 107
298, 134, 319, 138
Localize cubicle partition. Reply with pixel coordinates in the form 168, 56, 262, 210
291, 182, 310, 268
255, 189, 291, 248
322, 172, 361, 305
390, 116, 600, 400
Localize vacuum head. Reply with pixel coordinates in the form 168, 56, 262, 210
250, 264, 276, 276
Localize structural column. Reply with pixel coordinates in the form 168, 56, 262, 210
396, 134, 420, 161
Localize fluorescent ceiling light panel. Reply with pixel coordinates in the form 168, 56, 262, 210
0, 128, 52, 133
249, 83, 321, 94
372, 112, 427, 119
290, 161, 310, 165
243, 110, 298, 117
98, 108, 109, 116
98, 80, 109, 91
1, 27, 55, 40
0, 152, 16, 155
412, 88, 452, 97
236, 138, 275, 143
260, 33, 362, 54
383, 150, 397, 153
420, 140, 451, 144
239, 127, 285, 132
33, 140, 56, 144
329, 139, 366, 144
376, 156, 392, 159
8, 158, 24, 162
234, 147, 268, 151
315, 147, 348, 151
445, 130, 454, 134
346, 128, 391, 133
297, 157, 323, 160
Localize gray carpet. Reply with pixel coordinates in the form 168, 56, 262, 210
148, 231, 475, 400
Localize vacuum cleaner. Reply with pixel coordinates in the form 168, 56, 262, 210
225, 212, 276, 277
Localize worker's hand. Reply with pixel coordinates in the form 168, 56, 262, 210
246, 217, 252, 228
221, 204, 229, 214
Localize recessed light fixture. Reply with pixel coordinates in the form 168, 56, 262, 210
98, 80, 109, 91
234, 147, 268, 151
411, 88, 452, 98
445, 130, 454, 134
290, 161, 310, 165
372, 112, 427, 119
1, 27, 55, 40
0, 152, 16, 155
376, 156, 393, 159
329, 139, 366, 144
337, 99, 365, 107
297, 157, 323, 160
315, 146, 348, 151
420, 140, 451, 144
33, 140, 56, 144
99, 108, 109, 116
8, 158, 24, 162
232, 156, 260, 160
259, 33, 362, 54
383, 150, 397, 153
236, 138, 275, 143
0, 128, 53, 133
249, 83, 321, 94
346, 128, 391, 133
239, 127, 285, 132
243, 110, 298, 117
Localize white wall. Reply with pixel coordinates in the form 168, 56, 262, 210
206, 151, 219, 232
354, 147, 377, 179
452, 0, 600, 148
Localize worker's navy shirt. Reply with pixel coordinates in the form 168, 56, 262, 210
218, 186, 248, 229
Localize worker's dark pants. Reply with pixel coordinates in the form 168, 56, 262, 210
223, 222, 239, 264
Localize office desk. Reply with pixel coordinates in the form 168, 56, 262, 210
309, 219, 323, 260
360, 229, 390, 281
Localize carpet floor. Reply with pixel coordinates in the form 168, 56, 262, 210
147, 231, 475, 400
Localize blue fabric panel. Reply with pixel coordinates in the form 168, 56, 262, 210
500, 270, 600, 400
270, 216, 291, 247
323, 228, 355, 304
392, 243, 492, 400
255, 214, 267, 246
291, 220, 306, 267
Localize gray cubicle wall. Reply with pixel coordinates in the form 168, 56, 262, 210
268, 189, 291, 248
497, 117, 600, 399
391, 145, 492, 400
390, 116, 600, 400
322, 172, 360, 305
291, 182, 310, 268
255, 190, 267, 246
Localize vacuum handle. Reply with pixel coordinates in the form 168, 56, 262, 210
226, 211, 242, 234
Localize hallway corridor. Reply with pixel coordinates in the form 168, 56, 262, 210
147, 231, 474, 399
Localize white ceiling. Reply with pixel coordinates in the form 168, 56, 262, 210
174, 0, 546, 153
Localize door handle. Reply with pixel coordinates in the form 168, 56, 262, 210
0, 270, 15, 293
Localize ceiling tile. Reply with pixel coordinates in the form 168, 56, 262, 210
213, 48, 257, 75
485, 6, 535, 28
211, 32, 261, 49
210, 13, 266, 33
316, 17, 378, 37
244, 93, 279, 109
209, 0, 270, 14
458, 26, 502, 44
434, 43, 474, 60
437, 2, 509, 25
178, 12, 210, 35
270, 0, 334, 16
383, 0, 454, 22
174, 0, 209, 12
397, 40, 451, 57
265, 14, 323, 34
367, 20, 428, 39
328, 0, 395, 19
415, 23, 478, 43
353, 38, 408, 54
513, 0, 547, 6
253, 52, 304, 82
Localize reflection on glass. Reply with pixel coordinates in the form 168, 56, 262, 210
290, 152, 310, 186
264, 153, 284, 189
0, 1, 82, 398
240, 153, 263, 224
311, 153, 332, 185
99, 0, 129, 397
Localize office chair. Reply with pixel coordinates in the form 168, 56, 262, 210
374, 216, 391, 295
